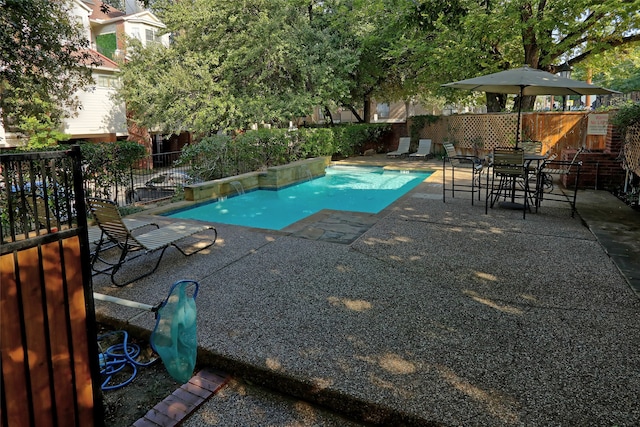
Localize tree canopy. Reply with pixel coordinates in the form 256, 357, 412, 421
0, 0, 98, 140
118, 0, 640, 133
416, 0, 640, 110
119, 0, 361, 136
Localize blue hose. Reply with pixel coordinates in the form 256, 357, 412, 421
98, 330, 157, 391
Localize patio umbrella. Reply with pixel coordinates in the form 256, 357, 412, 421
442, 65, 619, 147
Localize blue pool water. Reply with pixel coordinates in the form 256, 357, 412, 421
166, 166, 432, 230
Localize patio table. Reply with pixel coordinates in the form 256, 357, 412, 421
486, 151, 547, 215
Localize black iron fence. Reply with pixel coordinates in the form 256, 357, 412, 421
83, 151, 192, 207
1, 148, 81, 242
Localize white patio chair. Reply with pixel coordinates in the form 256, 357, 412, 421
409, 139, 433, 159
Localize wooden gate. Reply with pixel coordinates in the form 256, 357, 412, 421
1, 146, 102, 427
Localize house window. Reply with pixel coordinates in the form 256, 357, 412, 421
131, 27, 141, 41
96, 33, 117, 59
376, 103, 390, 119
145, 28, 161, 45
96, 74, 120, 88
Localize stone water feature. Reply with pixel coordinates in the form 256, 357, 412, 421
230, 181, 245, 195
184, 157, 331, 203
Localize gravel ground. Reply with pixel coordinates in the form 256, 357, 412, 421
94, 165, 640, 426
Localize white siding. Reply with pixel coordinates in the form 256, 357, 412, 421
63, 73, 127, 137
123, 20, 169, 48
71, 1, 92, 41
92, 22, 118, 37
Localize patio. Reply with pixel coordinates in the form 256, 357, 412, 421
92, 156, 640, 426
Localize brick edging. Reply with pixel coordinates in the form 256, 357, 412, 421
132, 369, 230, 427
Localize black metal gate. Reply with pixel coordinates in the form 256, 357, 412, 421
1, 146, 103, 427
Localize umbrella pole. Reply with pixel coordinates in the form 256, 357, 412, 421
515, 86, 524, 148
510, 86, 525, 202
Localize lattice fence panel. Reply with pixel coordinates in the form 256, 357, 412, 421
445, 115, 466, 146
412, 111, 612, 156
434, 114, 518, 151
479, 114, 518, 149
462, 115, 487, 147
624, 123, 640, 176
421, 122, 446, 143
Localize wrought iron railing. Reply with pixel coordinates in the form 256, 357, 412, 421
82, 151, 192, 207
1, 148, 83, 243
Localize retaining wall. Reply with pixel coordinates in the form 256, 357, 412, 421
185, 157, 331, 202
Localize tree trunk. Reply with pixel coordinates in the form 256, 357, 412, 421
323, 106, 334, 126
585, 68, 593, 109
485, 92, 506, 112
346, 105, 363, 123
513, 94, 536, 112
363, 94, 371, 123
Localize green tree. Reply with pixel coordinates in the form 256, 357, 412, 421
0, 0, 98, 143
579, 45, 640, 93
118, 0, 359, 135
312, 0, 424, 123
409, 0, 640, 111
119, 0, 640, 130
80, 141, 147, 200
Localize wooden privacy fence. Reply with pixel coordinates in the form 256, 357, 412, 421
413, 111, 612, 156
405, 110, 638, 191
1, 147, 102, 427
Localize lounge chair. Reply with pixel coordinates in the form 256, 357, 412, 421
27, 196, 160, 274
88, 218, 158, 247
88, 217, 159, 273
87, 198, 217, 286
409, 139, 433, 159
28, 194, 156, 237
387, 137, 411, 157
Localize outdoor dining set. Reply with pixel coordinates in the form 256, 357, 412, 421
442, 141, 583, 218
437, 64, 616, 219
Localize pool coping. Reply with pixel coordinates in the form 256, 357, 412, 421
137, 162, 440, 238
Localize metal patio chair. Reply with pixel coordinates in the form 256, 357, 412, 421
485, 148, 533, 219
442, 142, 484, 205
534, 149, 583, 217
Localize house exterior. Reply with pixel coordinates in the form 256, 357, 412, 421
0, 0, 169, 148
86, 0, 169, 62
66, 0, 170, 143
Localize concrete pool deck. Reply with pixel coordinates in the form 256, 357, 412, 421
93, 155, 640, 426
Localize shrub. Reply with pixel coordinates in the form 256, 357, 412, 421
179, 123, 390, 180
333, 123, 391, 157
234, 129, 290, 169
297, 128, 336, 158
611, 102, 640, 136
177, 135, 233, 181
80, 141, 146, 199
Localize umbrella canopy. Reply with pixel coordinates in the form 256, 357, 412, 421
442, 65, 617, 96
442, 66, 619, 147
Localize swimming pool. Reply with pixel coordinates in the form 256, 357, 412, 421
166, 165, 432, 230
